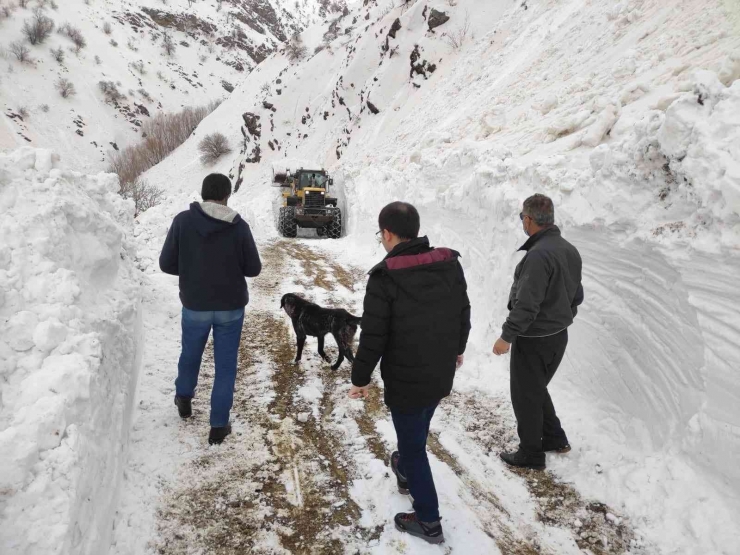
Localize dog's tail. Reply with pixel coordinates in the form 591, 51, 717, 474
348, 315, 362, 326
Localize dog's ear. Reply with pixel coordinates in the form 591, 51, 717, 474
281, 294, 295, 317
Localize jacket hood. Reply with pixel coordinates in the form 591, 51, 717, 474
189, 202, 242, 238
370, 236, 462, 302
369, 236, 460, 272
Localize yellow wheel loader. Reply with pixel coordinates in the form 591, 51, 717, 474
274, 168, 342, 238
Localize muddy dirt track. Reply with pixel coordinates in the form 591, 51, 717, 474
150, 240, 643, 555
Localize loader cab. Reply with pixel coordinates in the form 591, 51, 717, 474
296, 170, 329, 190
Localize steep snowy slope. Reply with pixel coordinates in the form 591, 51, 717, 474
0, 0, 333, 172
130, 0, 740, 551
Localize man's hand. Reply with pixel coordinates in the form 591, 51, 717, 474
456, 355, 464, 369
349, 385, 370, 399
493, 337, 511, 356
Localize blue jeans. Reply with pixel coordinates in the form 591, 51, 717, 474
390, 402, 440, 522
176, 307, 245, 427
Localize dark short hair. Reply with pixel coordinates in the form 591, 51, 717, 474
202, 173, 232, 201
378, 201, 420, 240
523, 194, 554, 226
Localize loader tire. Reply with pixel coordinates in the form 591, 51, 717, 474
278, 206, 297, 238
326, 208, 342, 239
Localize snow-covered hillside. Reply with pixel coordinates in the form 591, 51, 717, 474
0, 0, 334, 172
130, 0, 740, 551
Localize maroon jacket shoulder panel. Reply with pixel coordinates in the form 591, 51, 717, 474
385, 248, 454, 270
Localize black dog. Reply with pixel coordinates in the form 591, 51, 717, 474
280, 293, 361, 370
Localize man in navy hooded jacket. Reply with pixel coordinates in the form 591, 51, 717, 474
159, 173, 261, 445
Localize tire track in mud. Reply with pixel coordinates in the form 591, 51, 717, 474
425, 432, 540, 555
434, 392, 646, 554
349, 385, 541, 554
281, 241, 366, 294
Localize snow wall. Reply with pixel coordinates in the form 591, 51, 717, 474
330, 72, 740, 550
0, 149, 142, 555
339, 68, 740, 477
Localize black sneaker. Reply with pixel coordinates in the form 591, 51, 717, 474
394, 512, 444, 544
500, 449, 546, 470
542, 438, 571, 453
208, 423, 232, 445
390, 451, 409, 495
174, 396, 192, 419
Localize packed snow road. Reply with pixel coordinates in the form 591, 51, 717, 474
111, 238, 645, 555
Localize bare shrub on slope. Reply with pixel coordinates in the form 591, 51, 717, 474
50, 45, 63, 62
56, 77, 75, 98
99, 80, 125, 102
9, 40, 32, 63
162, 32, 176, 56
119, 177, 164, 217
442, 12, 471, 51
198, 132, 231, 165
285, 32, 307, 62
59, 22, 86, 52
22, 7, 55, 45
109, 101, 221, 188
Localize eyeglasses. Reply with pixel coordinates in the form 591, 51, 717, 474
375, 230, 382, 243
519, 213, 527, 221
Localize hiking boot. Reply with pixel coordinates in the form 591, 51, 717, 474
208, 423, 232, 445
542, 438, 571, 453
394, 512, 444, 544
390, 451, 409, 495
174, 396, 192, 419
500, 449, 546, 470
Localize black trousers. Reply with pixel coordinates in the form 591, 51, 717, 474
510, 329, 569, 456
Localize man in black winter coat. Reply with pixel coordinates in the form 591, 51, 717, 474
350, 202, 471, 545
159, 174, 261, 445
493, 194, 583, 470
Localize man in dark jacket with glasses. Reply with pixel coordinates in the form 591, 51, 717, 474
350, 202, 471, 545
493, 194, 583, 470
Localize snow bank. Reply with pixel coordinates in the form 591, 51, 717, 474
0, 149, 142, 555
